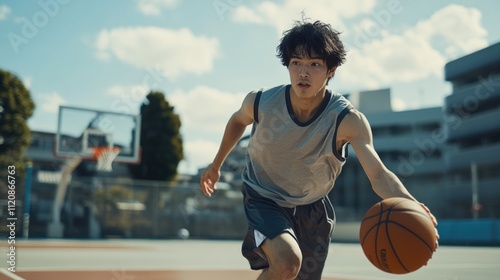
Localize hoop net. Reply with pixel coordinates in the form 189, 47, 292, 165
92, 146, 121, 172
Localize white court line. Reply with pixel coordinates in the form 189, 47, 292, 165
0, 268, 26, 280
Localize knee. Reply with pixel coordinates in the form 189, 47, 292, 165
276, 252, 302, 279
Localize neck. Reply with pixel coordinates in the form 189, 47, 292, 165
289, 87, 327, 122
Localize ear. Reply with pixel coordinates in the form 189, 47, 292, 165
327, 66, 337, 78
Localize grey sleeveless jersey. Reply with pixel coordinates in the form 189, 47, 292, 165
242, 84, 353, 207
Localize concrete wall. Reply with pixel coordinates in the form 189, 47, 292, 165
332, 220, 500, 246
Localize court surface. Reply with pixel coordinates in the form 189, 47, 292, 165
1, 239, 499, 280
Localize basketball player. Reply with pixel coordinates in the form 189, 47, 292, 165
200, 19, 438, 280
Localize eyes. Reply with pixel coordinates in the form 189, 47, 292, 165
290, 60, 324, 68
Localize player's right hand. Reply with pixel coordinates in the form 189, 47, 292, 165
419, 203, 439, 252
200, 163, 220, 197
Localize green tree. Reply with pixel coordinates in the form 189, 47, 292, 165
0, 69, 35, 182
129, 91, 183, 181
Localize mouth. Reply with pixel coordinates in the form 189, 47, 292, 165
297, 81, 311, 89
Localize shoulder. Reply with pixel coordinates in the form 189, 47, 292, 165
259, 84, 289, 98
343, 109, 365, 123
238, 87, 270, 123
242, 89, 260, 105
244, 84, 285, 103
239, 89, 260, 117
329, 91, 352, 107
245, 85, 288, 120
338, 109, 372, 142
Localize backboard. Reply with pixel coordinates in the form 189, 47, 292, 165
55, 105, 141, 164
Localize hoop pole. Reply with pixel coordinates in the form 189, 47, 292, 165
48, 157, 82, 238
23, 162, 33, 239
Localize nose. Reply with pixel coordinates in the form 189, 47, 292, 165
299, 66, 309, 77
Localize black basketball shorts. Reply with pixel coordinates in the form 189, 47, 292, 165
241, 184, 336, 280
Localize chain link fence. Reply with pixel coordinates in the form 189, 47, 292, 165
6, 177, 247, 239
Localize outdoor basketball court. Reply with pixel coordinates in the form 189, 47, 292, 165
1, 239, 499, 280
4, 106, 498, 280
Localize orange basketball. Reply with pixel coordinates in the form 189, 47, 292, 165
359, 197, 437, 274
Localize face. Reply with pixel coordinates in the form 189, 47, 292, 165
288, 49, 336, 99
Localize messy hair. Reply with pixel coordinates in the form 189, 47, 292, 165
276, 19, 346, 71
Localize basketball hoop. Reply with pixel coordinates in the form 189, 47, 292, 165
92, 146, 121, 172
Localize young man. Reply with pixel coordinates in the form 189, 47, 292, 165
200, 20, 438, 280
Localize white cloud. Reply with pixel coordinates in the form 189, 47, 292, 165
39, 92, 67, 113
0, 5, 11, 20
231, 0, 376, 35
23, 76, 33, 90
105, 84, 149, 114
232, 3, 488, 94
167, 85, 250, 174
391, 97, 407, 112
336, 4, 488, 90
180, 139, 220, 174
339, 33, 445, 88
106, 84, 149, 100
230, 6, 264, 24
414, 4, 488, 59
95, 27, 220, 79
136, 0, 179, 16
168, 85, 247, 135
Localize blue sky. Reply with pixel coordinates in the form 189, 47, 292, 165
1, 0, 500, 174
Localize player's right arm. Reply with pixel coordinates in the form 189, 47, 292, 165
200, 91, 256, 197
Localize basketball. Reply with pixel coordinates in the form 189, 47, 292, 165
359, 197, 437, 274
177, 228, 190, 240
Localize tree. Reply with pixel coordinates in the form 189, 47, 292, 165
129, 91, 183, 181
0, 69, 35, 182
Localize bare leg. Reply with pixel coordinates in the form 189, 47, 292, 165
257, 233, 302, 280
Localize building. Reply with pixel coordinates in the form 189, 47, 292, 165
27, 130, 64, 172
331, 89, 446, 220
442, 42, 500, 218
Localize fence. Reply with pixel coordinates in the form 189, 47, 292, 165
2, 175, 500, 245
4, 177, 248, 239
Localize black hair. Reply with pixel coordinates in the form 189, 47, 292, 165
277, 19, 346, 77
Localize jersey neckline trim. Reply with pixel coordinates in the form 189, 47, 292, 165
285, 85, 332, 127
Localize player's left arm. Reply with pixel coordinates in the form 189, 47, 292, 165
338, 109, 438, 226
